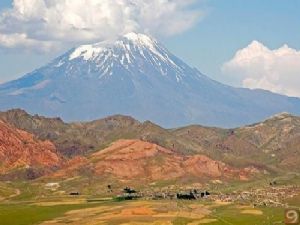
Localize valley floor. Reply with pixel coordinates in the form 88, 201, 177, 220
1, 174, 300, 225
1, 195, 299, 225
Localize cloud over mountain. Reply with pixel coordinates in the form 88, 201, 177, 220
0, 0, 203, 51
223, 41, 300, 97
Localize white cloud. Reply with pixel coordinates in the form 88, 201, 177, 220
222, 41, 300, 97
0, 0, 204, 51
0, 33, 57, 51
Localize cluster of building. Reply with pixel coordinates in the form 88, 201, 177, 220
115, 184, 299, 207
209, 185, 300, 207
117, 187, 210, 200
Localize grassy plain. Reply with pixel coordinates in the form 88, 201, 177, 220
1, 177, 299, 225
0, 198, 294, 225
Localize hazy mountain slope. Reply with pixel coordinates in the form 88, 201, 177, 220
0, 33, 300, 128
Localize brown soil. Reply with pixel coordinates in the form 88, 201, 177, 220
54, 139, 256, 183
0, 120, 61, 174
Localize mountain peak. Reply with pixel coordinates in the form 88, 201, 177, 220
268, 112, 293, 120
1, 33, 300, 128
123, 32, 159, 49
69, 32, 157, 61
63, 31, 191, 82
123, 32, 155, 43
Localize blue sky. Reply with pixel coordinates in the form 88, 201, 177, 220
166, 0, 300, 84
0, 0, 299, 95
0, 0, 11, 8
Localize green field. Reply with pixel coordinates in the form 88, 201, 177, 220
0, 199, 293, 225
0, 202, 104, 225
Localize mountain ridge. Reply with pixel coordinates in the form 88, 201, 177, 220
52, 139, 256, 184
1, 109, 299, 174
0, 33, 300, 127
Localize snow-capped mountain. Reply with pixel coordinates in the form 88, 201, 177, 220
0, 33, 300, 127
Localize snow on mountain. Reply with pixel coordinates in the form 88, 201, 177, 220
63, 32, 193, 82
0, 33, 300, 128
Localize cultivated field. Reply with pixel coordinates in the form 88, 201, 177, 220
0, 197, 296, 225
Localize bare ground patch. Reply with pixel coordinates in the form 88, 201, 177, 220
39, 201, 212, 225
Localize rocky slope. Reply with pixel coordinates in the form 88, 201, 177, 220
1, 109, 299, 174
173, 113, 300, 171
0, 120, 61, 179
0, 109, 194, 158
236, 113, 300, 170
53, 139, 256, 184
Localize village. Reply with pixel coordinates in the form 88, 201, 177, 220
107, 184, 300, 208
